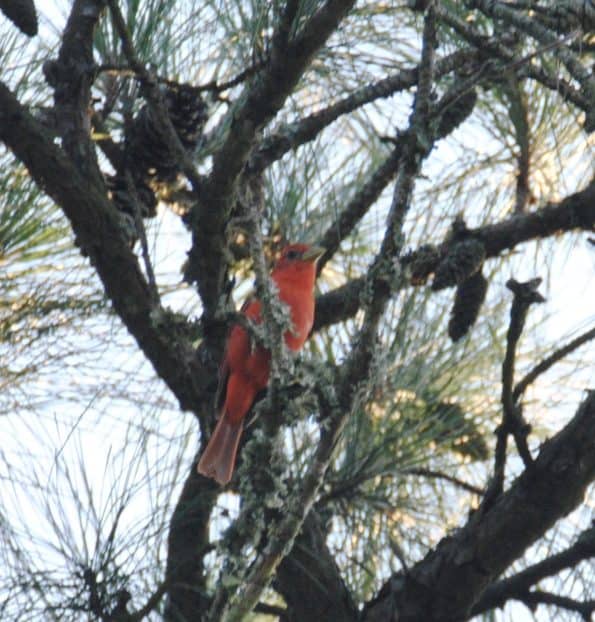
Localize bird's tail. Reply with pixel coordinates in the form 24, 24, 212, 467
197, 415, 243, 485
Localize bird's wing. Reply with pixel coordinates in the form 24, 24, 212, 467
215, 297, 262, 415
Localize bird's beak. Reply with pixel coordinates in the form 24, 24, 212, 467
302, 246, 326, 263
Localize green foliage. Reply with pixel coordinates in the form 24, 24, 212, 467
0, 156, 106, 406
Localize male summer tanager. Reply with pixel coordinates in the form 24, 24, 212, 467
197, 243, 325, 485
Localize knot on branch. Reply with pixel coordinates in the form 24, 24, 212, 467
43, 57, 95, 91
506, 277, 546, 304
505, 277, 546, 343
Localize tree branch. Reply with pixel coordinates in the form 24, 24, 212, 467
401, 468, 484, 496
164, 466, 219, 622
45, 0, 106, 184
472, 522, 595, 616
217, 7, 441, 620
362, 391, 595, 622
275, 512, 358, 622
317, 74, 478, 271
495, 278, 544, 480
313, 175, 595, 331
437, 8, 591, 115
512, 591, 595, 620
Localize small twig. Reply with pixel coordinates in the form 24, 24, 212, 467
123, 170, 159, 304
513, 324, 595, 402
97, 58, 266, 95
492, 277, 545, 498
514, 591, 595, 620
129, 582, 167, 622
402, 467, 484, 495
96, 62, 136, 77
254, 602, 288, 620
206, 61, 267, 94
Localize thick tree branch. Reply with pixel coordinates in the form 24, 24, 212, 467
275, 512, 358, 622
164, 466, 218, 622
314, 176, 595, 331
362, 391, 595, 622
46, 0, 106, 184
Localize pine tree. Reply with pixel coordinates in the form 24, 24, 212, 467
0, 1, 594, 621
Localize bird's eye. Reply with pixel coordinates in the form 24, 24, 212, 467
285, 249, 300, 260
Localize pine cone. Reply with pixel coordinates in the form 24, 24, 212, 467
448, 270, 488, 342
432, 238, 486, 291
125, 82, 207, 182
436, 89, 477, 139
165, 83, 208, 151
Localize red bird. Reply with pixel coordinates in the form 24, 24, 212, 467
197, 243, 325, 485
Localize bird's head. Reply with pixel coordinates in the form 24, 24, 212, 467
271, 243, 325, 285
274, 243, 325, 270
